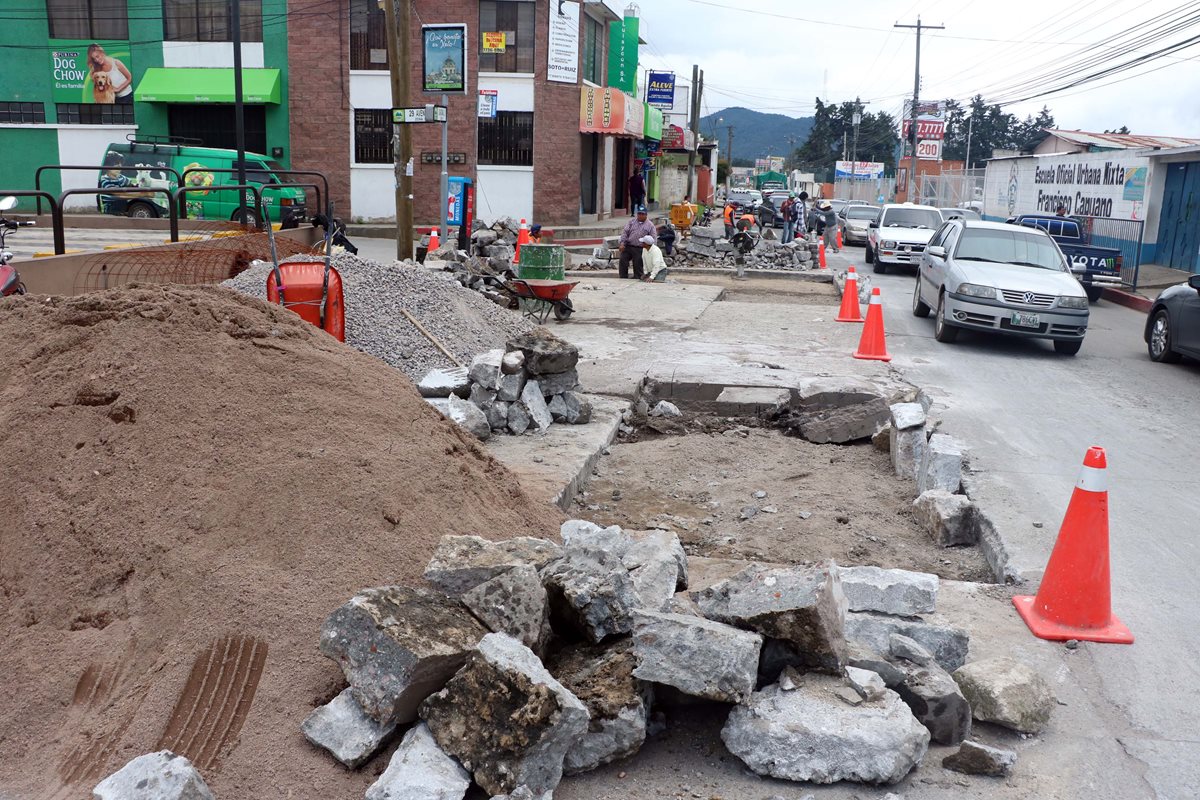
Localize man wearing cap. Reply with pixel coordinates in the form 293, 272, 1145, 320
821, 200, 840, 253
639, 234, 668, 282
619, 205, 657, 279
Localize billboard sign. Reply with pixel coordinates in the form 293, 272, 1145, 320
647, 71, 675, 109
477, 89, 498, 118
835, 161, 886, 181
606, 16, 639, 95
50, 40, 133, 104
422, 24, 467, 94
902, 119, 945, 140
902, 99, 946, 140
547, 1, 579, 84
916, 139, 943, 161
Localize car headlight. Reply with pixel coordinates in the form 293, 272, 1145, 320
882, 240, 898, 249
956, 283, 996, 299
1058, 296, 1088, 309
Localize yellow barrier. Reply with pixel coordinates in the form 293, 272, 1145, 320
34, 249, 82, 258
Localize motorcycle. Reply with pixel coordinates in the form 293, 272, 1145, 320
0, 196, 35, 297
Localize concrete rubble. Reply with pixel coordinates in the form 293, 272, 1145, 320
913, 490, 980, 546
93, 751, 213, 800
845, 612, 971, 672
461, 563, 551, 654
302, 688, 399, 768
892, 660, 973, 745
942, 740, 1018, 777
721, 674, 930, 785
622, 530, 689, 611
846, 665, 888, 701
953, 657, 1056, 733
365, 722, 472, 800
319, 586, 488, 725
419, 366, 472, 399
836, 565, 939, 616
889, 402, 928, 480
918, 433, 968, 494
541, 550, 637, 643
631, 610, 763, 703
426, 395, 492, 441
420, 633, 590, 797
424, 535, 562, 595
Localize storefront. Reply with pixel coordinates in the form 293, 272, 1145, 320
579, 85, 643, 216
135, 68, 282, 154
639, 103, 663, 208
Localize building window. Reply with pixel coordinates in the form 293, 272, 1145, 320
163, 0, 263, 42
56, 103, 135, 125
349, 0, 389, 70
478, 111, 533, 166
582, 14, 604, 84
0, 102, 47, 124
46, 0, 128, 39
479, 0, 535, 74
354, 109, 393, 164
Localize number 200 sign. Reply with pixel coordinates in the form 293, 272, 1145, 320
916, 139, 942, 161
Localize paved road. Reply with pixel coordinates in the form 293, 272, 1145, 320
839, 248, 1200, 800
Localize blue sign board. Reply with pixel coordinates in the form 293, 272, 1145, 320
646, 71, 675, 110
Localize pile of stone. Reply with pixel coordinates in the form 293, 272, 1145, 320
581, 228, 819, 273
89, 522, 1055, 798
418, 327, 592, 440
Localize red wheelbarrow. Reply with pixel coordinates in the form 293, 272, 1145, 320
505, 278, 578, 323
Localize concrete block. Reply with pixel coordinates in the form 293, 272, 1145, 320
521, 380, 554, 432
912, 490, 979, 546
894, 661, 972, 745
507, 329, 580, 375
918, 433, 967, 494
419, 367, 471, 398
624, 529, 688, 591
845, 665, 887, 701
536, 368, 579, 397
953, 657, 1055, 734
469, 384, 497, 410
890, 425, 927, 480
501, 350, 525, 375
461, 564, 550, 654
889, 402, 926, 431
497, 370, 526, 403
792, 396, 891, 444
468, 349, 504, 391
93, 751, 213, 800
548, 391, 586, 424
424, 535, 562, 595
365, 722, 471, 800
836, 565, 938, 616
712, 386, 792, 416
486, 401, 509, 430
890, 633, 934, 666
631, 610, 763, 703
302, 688, 399, 768
542, 553, 636, 643
507, 402, 531, 434
845, 612, 970, 672
560, 519, 632, 561
426, 397, 491, 441
942, 740, 1017, 777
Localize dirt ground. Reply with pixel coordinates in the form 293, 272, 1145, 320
573, 425, 993, 583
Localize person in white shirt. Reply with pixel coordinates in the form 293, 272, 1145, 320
638, 235, 668, 282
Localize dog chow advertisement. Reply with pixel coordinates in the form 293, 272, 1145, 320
50, 40, 134, 104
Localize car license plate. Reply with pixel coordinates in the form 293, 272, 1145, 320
1010, 312, 1040, 328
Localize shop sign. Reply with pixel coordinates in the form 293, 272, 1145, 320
606, 15, 639, 96
477, 89, 498, 118
422, 24, 467, 94
547, 1, 580, 84
647, 71, 675, 109
643, 103, 663, 141
835, 161, 886, 180
916, 139, 942, 161
50, 40, 133, 104
579, 86, 641, 137
902, 99, 946, 140
482, 32, 506, 53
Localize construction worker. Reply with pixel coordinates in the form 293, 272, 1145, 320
723, 201, 737, 238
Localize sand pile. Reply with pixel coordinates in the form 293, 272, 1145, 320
223, 254, 534, 380
0, 285, 561, 799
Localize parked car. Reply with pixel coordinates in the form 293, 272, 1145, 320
912, 219, 1090, 355
1145, 274, 1200, 363
939, 207, 981, 221
866, 203, 943, 273
839, 205, 879, 244
1009, 214, 1123, 303
726, 188, 762, 209
829, 199, 868, 217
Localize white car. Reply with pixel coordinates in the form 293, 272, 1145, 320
866, 203, 943, 273
912, 219, 1090, 355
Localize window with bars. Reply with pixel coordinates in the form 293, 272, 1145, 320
354, 109, 393, 164
56, 103, 135, 125
582, 13, 605, 85
478, 111, 533, 167
46, 0, 128, 39
479, 0, 535, 74
349, 0, 389, 70
162, 0, 263, 42
0, 102, 47, 124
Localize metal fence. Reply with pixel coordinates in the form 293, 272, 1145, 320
1076, 216, 1145, 289
832, 177, 895, 204
917, 168, 986, 210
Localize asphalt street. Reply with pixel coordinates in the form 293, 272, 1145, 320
845, 248, 1200, 800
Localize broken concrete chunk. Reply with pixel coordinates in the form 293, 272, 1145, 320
721, 676, 929, 785
501, 350, 525, 375
890, 402, 927, 431
427, 396, 491, 441
469, 384, 497, 411
547, 391, 586, 424
485, 401, 510, 430
560, 519, 632, 561
845, 666, 887, 701
419, 367, 471, 398
547, 638, 651, 775
872, 422, 892, 453
497, 370, 526, 403
893, 661, 972, 745
424, 535, 562, 596
631, 610, 762, 703
365, 722, 471, 800
890, 633, 935, 665
953, 657, 1055, 734
847, 642, 907, 688
651, 400, 682, 418
521, 380, 554, 432
624, 530, 688, 591
622, 530, 688, 610
712, 386, 792, 416
302, 688, 399, 768
691, 563, 847, 673
537, 368, 580, 397
837, 565, 938, 616
319, 586, 488, 725
93, 751, 213, 800
942, 740, 1017, 777
420, 633, 589, 797
507, 402, 531, 434
791, 395, 891, 444
845, 612, 970, 672
542, 553, 636, 643
918, 433, 967, 494
507, 329, 580, 375
468, 349, 504, 391
461, 564, 551, 654
890, 425, 927, 481
912, 490, 979, 546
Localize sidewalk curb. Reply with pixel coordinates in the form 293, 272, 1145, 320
1102, 287, 1153, 313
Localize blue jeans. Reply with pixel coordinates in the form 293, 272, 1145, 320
781, 220, 794, 244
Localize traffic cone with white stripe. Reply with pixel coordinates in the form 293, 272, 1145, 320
514, 218, 530, 265
852, 287, 891, 361
836, 226, 843, 249
836, 267, 863, 323
427, 227, 440, 252
1013, 446, 1134, 644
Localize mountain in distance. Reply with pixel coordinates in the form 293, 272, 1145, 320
699, 107, 814, 167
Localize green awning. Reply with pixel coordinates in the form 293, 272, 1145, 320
642, 103, 663, 141
134, 68, 282, 104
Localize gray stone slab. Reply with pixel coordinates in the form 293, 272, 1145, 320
712, 386, 793, 416
891, 425, 927, 481
424, 535, 562, 595
631, 610, 762, 703
542, 552, 636, 643
93, 751, 213, 800
497, 370, 526, 403
792, 396, 891, 444
365, 722, 471, 800
302, 688, 399, 768
426, 396, 491, 441
536, 368, 580, 397
507, 330, 580, 375
890, 402, 927, 431
521, 380, 554, 432
918, 433, 967, 494
845, 665, 887, 701
419, 367, 471, 398
836, 565, 938, 616
894, 661, 972, 745
560, 519, 632, 561
461, 563, 550, 654
953, 657, 1055, 733
942, 740, 1018, 777
468, 349, 504, 391
845, 612, 970, 672
913, 490, 979, 546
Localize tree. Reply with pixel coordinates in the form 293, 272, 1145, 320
716, 159, 729, 185
1104, 125, 1131, 134
794, 98, 838, 179
792, 98, 899, 182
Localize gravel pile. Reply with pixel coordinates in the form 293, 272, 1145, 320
223, 253, 534, 379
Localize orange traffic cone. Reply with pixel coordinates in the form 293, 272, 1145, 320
836, 267, 863, 323
818, 239, 827, 269
852, 287, 891, 361
1012, 447, 1134, 644
427, 227, 440, 251
836, 227, 843, 249
514, 218, 530, 265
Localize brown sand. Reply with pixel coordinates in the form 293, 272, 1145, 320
0, 285, 562, 799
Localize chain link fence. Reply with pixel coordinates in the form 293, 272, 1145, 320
832, 177, 895, 204
917, 168, 986, 210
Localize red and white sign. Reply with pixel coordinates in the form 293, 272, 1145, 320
903, 119, 945, 140
916, 139, 943, 161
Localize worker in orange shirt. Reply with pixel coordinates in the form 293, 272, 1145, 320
723, 201, 736, 238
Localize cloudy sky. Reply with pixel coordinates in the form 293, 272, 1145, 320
626, 0, 1200, 136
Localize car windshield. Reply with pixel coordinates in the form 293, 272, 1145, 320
881, 208, 942, 229
955, 229, 1065, 271
845, 207, 878, 220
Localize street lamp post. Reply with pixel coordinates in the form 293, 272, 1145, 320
850, 108, 861, 202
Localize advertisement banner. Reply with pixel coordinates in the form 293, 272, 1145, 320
482, 32, 506, 53
579, 86, 642, 137
663, 124, 695, 151
902, 119, 945, 140
835, 161, 886, 181
477, 89, 498, 119
768, 156, 785, 173
984, 151, 1152, 220
547, 1, 579, 84
50, 40, 133, 104
606, 16, 638, 95
902, 99, 946, 140
647, 71, 675, 109
754, 158, 770, 175
422, 25, 467, 94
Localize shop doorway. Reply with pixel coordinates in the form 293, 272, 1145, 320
168, 105, 268, 154
614, 138, 631, 211
580, 134, 599, 216
1155, 161, 1200, 273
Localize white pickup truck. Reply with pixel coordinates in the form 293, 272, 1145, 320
866, 203, 944, 274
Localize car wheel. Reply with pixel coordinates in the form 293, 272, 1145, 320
1147, 309, 1181, 363
873, 258, 888, 275
232, 208, 260, 228
865, 244, 874, 264
126, 201, 158, 219
934, 292, 958, 343
1085, 285, 1104, 303
912, 279, 931, 318
1054, 339, 1083, 356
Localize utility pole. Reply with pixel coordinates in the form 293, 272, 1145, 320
383, 0, 414, 259
965, 115, 973, 171
231, 0, 247, 226
725, 125, 734, 194
895, 17, 944, 202
685, 65, 703, 200
851, 104, 862, 202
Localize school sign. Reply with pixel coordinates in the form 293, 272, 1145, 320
983, 150, 1151, 221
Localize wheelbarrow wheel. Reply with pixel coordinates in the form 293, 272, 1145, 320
553, 297, 574, 321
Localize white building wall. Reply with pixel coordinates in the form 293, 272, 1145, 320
57, 125, 139, 211
162, 42, 264, 68
348, 72, 397, 222
982, 150, 1153, 223
474, 74, 534, 223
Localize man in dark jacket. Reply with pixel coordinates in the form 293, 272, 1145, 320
628, 172, 646, 214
